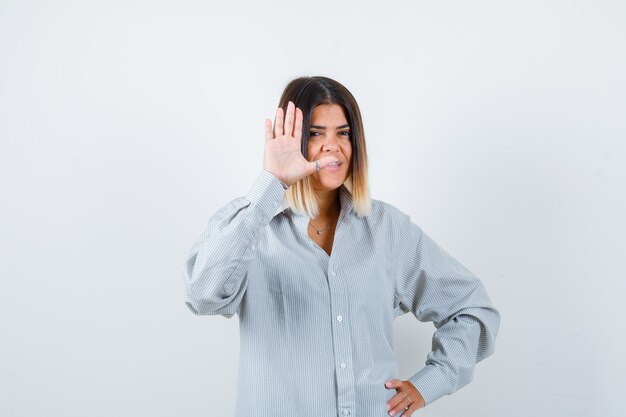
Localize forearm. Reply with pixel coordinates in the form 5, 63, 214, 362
408, 307, 499, 405
182, 169, 286, 316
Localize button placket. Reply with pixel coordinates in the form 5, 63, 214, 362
325, 214, 355, 416
328, 267, 356, 417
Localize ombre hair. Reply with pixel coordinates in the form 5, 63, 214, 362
277, 76, 371, 218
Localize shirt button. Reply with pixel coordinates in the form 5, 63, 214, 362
337, 315, 343, 322
340, 362, 346, 368
330, 270, 336, 277
342, 410, 350, 416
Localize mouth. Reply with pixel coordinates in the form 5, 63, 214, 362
327, 160, 342, 168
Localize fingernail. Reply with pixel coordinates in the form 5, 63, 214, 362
386, 404, 391, 411
389, 411, 395, 416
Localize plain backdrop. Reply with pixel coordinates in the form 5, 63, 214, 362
1, 1, 625, 416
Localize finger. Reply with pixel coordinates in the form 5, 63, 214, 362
284, 101, 295, 137
274, 107, 284, 137
390, 395, 412, 416
302, 155, 340, 177
316, 155, 340, 169
265, 119, 273, 141
385, 379, 402, 389
293, 107, 303, 143
304, 160, 318, 177
404, 402, 421, 417
386, 392, 410, 416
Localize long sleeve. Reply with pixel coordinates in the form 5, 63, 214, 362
391, 212, 500, 406
181, 169, 287, 318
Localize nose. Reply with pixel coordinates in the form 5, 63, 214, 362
322, 134, 339, 152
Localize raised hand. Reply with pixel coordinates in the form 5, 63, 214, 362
264, 101, 339, 186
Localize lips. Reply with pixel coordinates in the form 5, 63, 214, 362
323, 160, 344, 173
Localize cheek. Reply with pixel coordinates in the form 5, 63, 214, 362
342, 144, 352, 159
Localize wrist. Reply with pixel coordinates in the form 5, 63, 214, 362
262, 169, 289, 189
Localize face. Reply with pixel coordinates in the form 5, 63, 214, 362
307, 104, 353, 191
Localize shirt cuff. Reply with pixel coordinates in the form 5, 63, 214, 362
245, 169, 287, 219
408, 364, 451, 407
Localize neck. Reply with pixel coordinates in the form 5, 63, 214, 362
313, 188, 341, 221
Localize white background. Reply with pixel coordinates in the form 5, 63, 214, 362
1, 1, 625, 416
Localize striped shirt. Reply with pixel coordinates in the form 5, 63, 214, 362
182, 169, 500, 417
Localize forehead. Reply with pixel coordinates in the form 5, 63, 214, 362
310, 104, 348, 125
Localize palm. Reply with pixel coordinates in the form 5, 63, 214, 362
264, 131, 309, 186
264, 101, 337, 186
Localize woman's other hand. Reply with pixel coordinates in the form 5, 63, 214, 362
264, 101, 339, 186
385, 379, 425, 416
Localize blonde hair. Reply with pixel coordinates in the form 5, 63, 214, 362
278, 76, 371, 218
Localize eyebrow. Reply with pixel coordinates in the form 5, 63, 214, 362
309, 124, 350, 130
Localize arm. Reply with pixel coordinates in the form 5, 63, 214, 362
182, 101, 339, 318
392, 212, 500, 406
181, 169, 287, 318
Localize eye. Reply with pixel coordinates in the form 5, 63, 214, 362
310, 131, 323, 137
339, 130, 351, 137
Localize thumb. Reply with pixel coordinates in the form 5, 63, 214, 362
304, 155, 340, 176
310, 155, 340, 171
385, 379, 402, 389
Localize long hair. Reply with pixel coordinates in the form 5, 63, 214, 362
277, 76, 371, 217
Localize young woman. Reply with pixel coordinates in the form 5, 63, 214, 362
182, 76, 500, 417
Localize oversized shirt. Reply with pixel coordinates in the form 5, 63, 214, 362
181, 169, 500, 417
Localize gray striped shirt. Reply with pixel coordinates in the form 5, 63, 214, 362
182, 169, 500, 417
